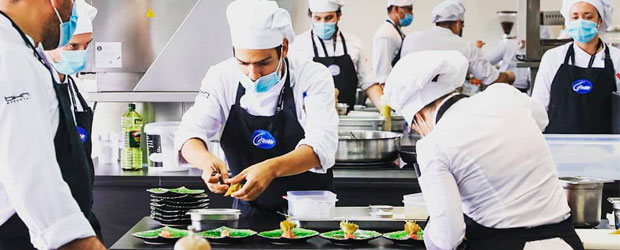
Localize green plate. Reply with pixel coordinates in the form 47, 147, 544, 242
382, 230, 425, 246
196, 226, 256, 243
320, 229, 381, 245
258, 228, 319, 244
131, 227, 188, 244
147, 186, 205, 196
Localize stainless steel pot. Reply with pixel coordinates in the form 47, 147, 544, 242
559, 177, 607, 228
186, 209, 240, 231
336, 130, 402, 163
339, 116, 385, 131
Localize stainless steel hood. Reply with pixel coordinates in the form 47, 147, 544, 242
89, 0, 234, 93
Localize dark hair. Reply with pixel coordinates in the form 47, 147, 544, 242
435, 20, 458, 27
307, 8, 342, 17
387, 5, 395, 13
232, 45, 283, 57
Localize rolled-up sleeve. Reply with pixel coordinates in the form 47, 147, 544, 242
296, 63, 339, 173
174, 67, 227, 160
417, 140, 465, 250
356, 44, 379, 91
373, 36, 397, 84
0, 51, 95, 249
467, 44, 500, 85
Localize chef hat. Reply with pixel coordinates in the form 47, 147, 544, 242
226, 0, 295, 49
431, 0, 465, 23
387, 0, 414, 7
309, 0, 345, 12
561, 0, 613, 30
384, 50, 468, 124
73, 0, 97, 35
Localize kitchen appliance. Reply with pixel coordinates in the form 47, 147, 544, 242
559, 177, 608, 228
186, 209, 241, 231
336, 131, 402, 163
338, 116, 385, 131
144, 121, 188, 171
497, 11, 518, 38
613, 92, 620, 134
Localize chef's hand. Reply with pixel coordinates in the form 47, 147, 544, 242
476, 40, 485, 49
200, 154, 230, 194
334, 88, 340, 106
224, 159, 276, 201
60, 237, 106, 250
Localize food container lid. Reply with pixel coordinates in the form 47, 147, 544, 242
609, 197, 620, 207
403, 193, 425, 204
285, 190, 338, 202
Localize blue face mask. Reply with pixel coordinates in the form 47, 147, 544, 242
52, 50, 88, 75
252, 50, 284, 93
567, 19, 599, 43
51, 0, 78, 48
400, 13, 413, 27
313, 22, 337, 40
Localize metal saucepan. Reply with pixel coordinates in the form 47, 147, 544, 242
559, 177, 611, 228
399, 133, 421, 165
186, 209, 240, 231
336, 130, 402, 163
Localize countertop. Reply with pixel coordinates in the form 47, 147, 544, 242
110, 217, 432, 250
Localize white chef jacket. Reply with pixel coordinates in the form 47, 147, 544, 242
401, 26, 500, 85
372, 19, 404, 84
416, 84, 571, 250
288, 30, 378, 91
533, 42, 620, 111
485, 38, 531, 90
174, 56, 339, 173
0, 15, 95, 249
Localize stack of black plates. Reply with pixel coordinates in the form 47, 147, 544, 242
147, 187, 209, 226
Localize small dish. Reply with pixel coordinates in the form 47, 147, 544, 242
131, 226, 188, 244
258, 228, 319, 244
319, 229, 381, 245
196, 226, 256, 244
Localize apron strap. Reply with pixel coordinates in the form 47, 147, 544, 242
310, 30, 330, 58
339, 32, 349, 56
387, 19, 405, 41
67, 76, 92, 113
234, 59, 292, 113
435, 94, 468, 124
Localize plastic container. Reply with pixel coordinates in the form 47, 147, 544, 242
545, 135, 620, 180
144, 121, 188, 172
403, 193, 428, 219
286, 191, 337, 219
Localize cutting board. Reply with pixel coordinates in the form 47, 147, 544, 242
576, 229, 620, 250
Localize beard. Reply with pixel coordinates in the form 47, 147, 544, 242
41, 0, 72, 50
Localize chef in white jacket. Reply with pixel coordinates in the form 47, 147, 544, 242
485, 37, 531, 92
384, 50, 582, 250
400, 0, 515, 86
175, 0, 338, 224
289, 0, 383, 109
0, 0, 105, 249
532, 0, 619, 134
372, 0, 414, 85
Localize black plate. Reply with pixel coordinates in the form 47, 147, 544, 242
150, 202, 209, 211
150, 207, 190, 216
150, 194, 189, 200
151, 198, 210, 206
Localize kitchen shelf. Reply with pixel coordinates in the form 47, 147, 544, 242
87, 91, 198, 103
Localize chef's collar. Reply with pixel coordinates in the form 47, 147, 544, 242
432, 92, 459, 125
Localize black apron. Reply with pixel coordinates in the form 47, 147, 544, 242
311, 31, 359, 110
433, 94, 583, 250
0, 11, 101, 249
546, 41, 617, 134
219, 59, 334, 228
387, 19, 405, 67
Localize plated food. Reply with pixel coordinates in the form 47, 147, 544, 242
382, 221, 425, 246
319, 221, 381, 245
132, 227, 189, 244
195, 226, 256, 244
257, 218, 319, 244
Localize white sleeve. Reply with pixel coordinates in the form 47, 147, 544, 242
531, 51, 555, 111
417, 142, 465, 250
356, 43, 379, 90
0, 51, 95, 249
296, 63, 339, 173
484, 43, 505, 66
174, 67, 228, 159
467, 44, 500, 85
372, 36, 396, 84
491, 84, 549, 131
